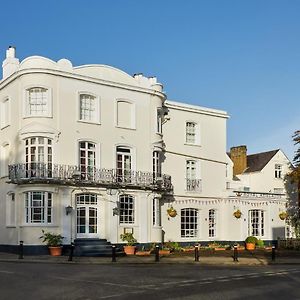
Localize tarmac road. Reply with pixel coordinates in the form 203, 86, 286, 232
0, 262, 300, 299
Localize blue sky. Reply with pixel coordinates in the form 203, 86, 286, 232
1, 0, 299, 160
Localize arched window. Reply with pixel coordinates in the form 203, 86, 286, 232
26, 87, 51, 117
119, 195, 134, 224
181, 208, 198, 238
208, 209, 216, 237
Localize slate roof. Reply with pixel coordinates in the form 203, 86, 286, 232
244, 149, 279, 173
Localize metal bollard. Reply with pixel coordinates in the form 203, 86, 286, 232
68, 242, 75, 261
112, 245, 116, 262
155, 245, 160, 262
18, 241, 24, 259
194, 245, 199, 262
271, 245, 276, 261
233, 245, 238, 262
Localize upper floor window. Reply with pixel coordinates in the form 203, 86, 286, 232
0, 143, 9, 177
153, 151, 161, 179
25, 87, 52, 117
156, 108, 162, 134
0, 97, 10, 129
25, 137, 52, 178
119, 194, 134, 224
79, 94, 100, 123
186, 160, 201, 192
6, 193, 15, 227
275, 164, 282, 178
79, 141, 96, 180
185, 122, 199, 144
25, 191, 52, 224
116, 146, 132, 183
249, 209, 264, 237
116, 100, 135, 129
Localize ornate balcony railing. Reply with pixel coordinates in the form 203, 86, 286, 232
8, 163, 173, 192
186, 178, 202, 192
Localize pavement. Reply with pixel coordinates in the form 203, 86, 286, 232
1, 250, 300, 265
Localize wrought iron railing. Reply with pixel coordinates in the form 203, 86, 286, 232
8, 163, 172, 192
186, 178, 202, 192
233, 190, 285, 198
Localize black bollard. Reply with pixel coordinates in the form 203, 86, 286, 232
112, 245, 116, 262
233, 245, 238, 262
155, 245, 159, 262
194, 245, 199, 262
271, 245, 276, 261
18, 241, 24, 259
68, 242, 74, 261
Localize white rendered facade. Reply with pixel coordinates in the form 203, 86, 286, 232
0, 48, 291, 251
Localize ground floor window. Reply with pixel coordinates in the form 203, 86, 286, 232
152, 198, 161, 226
25, 191, 52, 224
119, 195, 134, 224
181, 208, 198, 238
208, 209, 216, 237
249, 209, 264, 237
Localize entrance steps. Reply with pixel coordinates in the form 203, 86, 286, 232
74, 238, 124, 257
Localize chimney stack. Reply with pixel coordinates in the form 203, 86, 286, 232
230, 145, 247, 175
2, 46, 19, 79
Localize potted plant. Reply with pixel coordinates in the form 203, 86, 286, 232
279, 211, 288, 220
40, 230, 63, 256
233, 209, 242, 219
167, 206, 177, 218
135, 246, 151, 256
245, 236, 258, 251
120, 233, 137, 255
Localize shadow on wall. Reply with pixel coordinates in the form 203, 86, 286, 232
272, 227, 285, 239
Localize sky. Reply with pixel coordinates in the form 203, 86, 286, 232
0, 0, 299, 160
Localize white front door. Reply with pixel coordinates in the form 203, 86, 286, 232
76, 194, 98, 238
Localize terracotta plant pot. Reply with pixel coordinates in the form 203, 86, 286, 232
135, 250, 151, 256
123, 245, 136, 255
49, 246, 62, 256
159, 249, 171, 255
246, 243, 255, 251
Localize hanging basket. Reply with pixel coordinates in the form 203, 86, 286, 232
233, 209, 242, 219
167, 207, 177, 218
279, 212, 288, 220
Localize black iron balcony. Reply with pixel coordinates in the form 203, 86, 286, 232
8, 163, 172, 192
186, 178, 202, 192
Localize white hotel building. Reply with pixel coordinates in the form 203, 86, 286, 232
0, 47, 291, 253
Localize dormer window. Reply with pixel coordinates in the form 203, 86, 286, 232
25, 87, 52, 117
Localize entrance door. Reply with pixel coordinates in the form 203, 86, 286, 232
76, 194, 98, 238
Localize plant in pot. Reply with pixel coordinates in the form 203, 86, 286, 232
40, 230, 64, 256
120, 233, 137, 255
245, 236, 258, 251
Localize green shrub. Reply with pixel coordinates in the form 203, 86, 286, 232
120, 233, 137, 246
256, 239, 264, 248
245, 236, 258, 244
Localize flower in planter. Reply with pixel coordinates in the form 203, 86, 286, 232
279, 211, 288, 220
167, 206, 177, 217
233, 209, 242, 219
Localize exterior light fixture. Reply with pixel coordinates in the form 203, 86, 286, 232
65, 205, 73, 215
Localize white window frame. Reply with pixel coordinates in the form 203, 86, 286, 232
181, 208, 199, 238
6, 192, 16, 227
152, 198, 161, 227
0, 142, 9, 177
208, 209, 216, 238
185, 121, 200, 145
119, 194, 135, 225
249, 209, 264, 237
115, 99, 136, 129
79, 141, 96, 180
25, 191, 53, 224
78, 92, 100, 124
156, 108, 162, 134
0, 96, 10, 129
186, 160, 201, 192
275, 164, 282, 179
153, 151, 161, 179
24, 87, 52, 118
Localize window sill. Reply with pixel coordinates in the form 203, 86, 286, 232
23, 115, 53, 119
184, 143, 201, 147
78, 120, 101, 125
21, 224, 58, 227
115, 125, 136, 131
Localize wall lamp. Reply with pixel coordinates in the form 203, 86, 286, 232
65, 205, 73, 215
